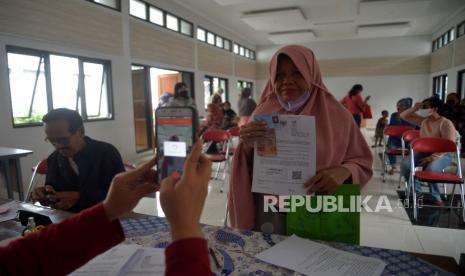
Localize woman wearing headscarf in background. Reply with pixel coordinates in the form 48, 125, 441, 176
342, 84, 370, 128
385, 97, 417, 175
167, 82, 197, 109
228, 45, 373, 233
237, 87, 257, 127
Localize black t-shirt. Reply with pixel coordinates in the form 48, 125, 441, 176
45, 136, 125, 212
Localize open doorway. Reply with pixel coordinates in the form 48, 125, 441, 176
131, 64, 194, 152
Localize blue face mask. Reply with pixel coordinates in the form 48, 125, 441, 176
277, 91, 311, 112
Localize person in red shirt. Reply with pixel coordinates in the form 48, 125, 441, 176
342, 84, 370, 127
0, 140, 212, 276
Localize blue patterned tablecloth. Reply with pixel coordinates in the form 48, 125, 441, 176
121, 216, 454, 276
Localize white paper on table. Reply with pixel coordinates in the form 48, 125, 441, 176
256, 235, 386, 276
252, 115, 316, 195
121, 247, 165, 275
0, 201, 21, 223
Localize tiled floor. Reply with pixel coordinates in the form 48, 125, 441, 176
131, 130, 464, 263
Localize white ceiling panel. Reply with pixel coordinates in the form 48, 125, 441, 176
358, 22, 411, 37
241, 8, 308, 31
269, 31, 316, 44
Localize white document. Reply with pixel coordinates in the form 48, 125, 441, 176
70, 244, 165, 276
256, 235, 386, 276
252, 115, 316, 195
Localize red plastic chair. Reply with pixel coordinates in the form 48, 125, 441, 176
409, 138, 464, 221
381, 125, 414, 182
24, 159, 48, 202
399, 130, 420, 191
202, 130, 230, 193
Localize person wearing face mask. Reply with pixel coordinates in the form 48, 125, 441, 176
400, 97, 456, 206
385, 98, 418, 175
167, 82, 197, 109
228, 45, 373, 233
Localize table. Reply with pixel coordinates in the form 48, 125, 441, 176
121, 216, 462, 275
0, 147, 33, 201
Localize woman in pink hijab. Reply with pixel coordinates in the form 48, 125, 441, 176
228, 45, 373, 233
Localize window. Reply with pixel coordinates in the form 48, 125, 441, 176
237, 80, 253, 94
215, 36, 223, 48
239, 46, 244, 56
224, 39, 231, 51
207, 32, 215, 45
458, 70, 465, 101
149, 6, 164, 26
450, 28, 455, 41
6, 47, 113, 127
233, 43, 239, 54
180, 20, 193, 36
204, 75, 228, 109
89, 0, 120, 10
250, 51, 255, 60
432, 28, 456, 52
166, 14, 179, 31
432, 74, 448, 100
457, 20, 465, 38
129, 0, 147, 20
197, 27, 206, 41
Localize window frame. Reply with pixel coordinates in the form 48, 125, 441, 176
458, 69, 465, 101
196, 26, 232, 52
6, 46, 115, 128
457, 20, 465, 38
204, 75, 229, 110
432, 74, 448, 101
86, 0, 121, 11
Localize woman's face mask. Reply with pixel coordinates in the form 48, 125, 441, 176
277, 91, 311, 112
418, 108, 433, 117
179, 90, 189, 99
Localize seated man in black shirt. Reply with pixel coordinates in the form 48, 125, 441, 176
31, 108, 125, 212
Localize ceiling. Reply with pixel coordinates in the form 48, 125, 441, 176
173, 0, 465, 47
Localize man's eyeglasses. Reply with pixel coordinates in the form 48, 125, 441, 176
44, 136, 73, 146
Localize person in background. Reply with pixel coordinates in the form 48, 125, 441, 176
373, 110, 389, 148
210, 88, 224, 106
222, 101, 237, 129
400, 97, 456, 206
443, 92, 465, 157
158, 91, 172, 108
342, 84, 370, 127
31, 108, 125, 212
237, 87, 257, 127
167, 82, 197, 109
386, 98, 417, 175
0, 141, 213, 275
229, 45, 373, 233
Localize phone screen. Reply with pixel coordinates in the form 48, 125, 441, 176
156, 108, 195, 183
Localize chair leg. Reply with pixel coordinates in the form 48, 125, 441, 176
443, 184, 447, 200
450, 185, 456, 207
459, 184, 465, 223
214, 162, 221, 179
382, 152, 386, 182
223, 200, 229, 227
413, 180, 418, 220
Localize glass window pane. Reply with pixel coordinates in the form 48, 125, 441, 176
7, 53, 48, 125
233, 43, 239, 54
180, 20, 192, 36
224, 39, 231, 50
444, 32, 449, 44
203, 77, 211, 110
166, 14, 178, 31
94, 0, 119, 9
245, 48, 250, 58
450, 28, 455, 41
84, 62, 110, 119
149, 6, 164, 26
197, 27, 206, 41
130, 0, 146, 19
251, 51, 255, 59
239, 46, 244, 56
50, 55, 79, 112
219, 79, 227, 102
216, 36, 223, 48
207, 32, 215, 45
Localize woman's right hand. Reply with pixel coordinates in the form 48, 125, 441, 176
239, 121, 267, 149
413, 102, 423, 111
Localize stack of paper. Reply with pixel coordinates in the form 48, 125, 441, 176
71, 244, 165, 276
256, 235, 386, 276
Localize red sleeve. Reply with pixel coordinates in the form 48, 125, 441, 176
354, 95, 365, 110
165, 238, 211, 275
0, 203, 124, 276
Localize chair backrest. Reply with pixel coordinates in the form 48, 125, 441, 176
412, 138, 457, 153
402, 130, 420, 143
228, 127, 240, 137
384, 125, 414, 137
202, 129, 230, 142
32, 159, 48, 175
124, 163, 136, 171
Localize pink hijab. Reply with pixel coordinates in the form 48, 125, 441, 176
228, 45, 373, 230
